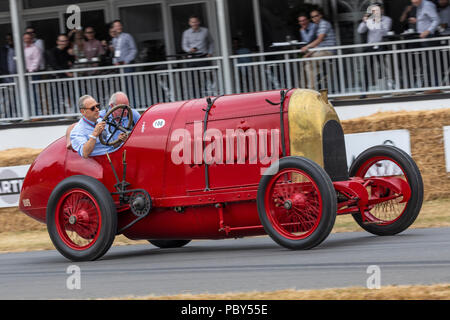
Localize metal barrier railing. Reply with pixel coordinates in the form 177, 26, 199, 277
0, 75, 21, 121
25, 56, 224, 119
2, 36, 450, 122
231, 36, 450, 97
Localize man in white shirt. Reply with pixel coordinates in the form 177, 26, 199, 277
357, 4, 392, 45
182, 16, 214, 68
182, 16, 214, 57
358, 5, 394, 94
111, 20, 137, 72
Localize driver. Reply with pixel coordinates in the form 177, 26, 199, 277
70, 95, 128, 158
66, 91, 140, 150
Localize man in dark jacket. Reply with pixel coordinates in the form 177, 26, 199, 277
0, 34, 16, 83
46, 34, 75, 78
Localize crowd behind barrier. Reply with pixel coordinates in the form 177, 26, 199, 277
1, 0, 450, 121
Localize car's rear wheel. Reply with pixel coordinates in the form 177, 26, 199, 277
349, 145, 423, 236
257, 157, 337, 250
148, 240, 191, 248
47, 175, 117, 261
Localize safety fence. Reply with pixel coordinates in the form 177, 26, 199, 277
231, 36, 450, 97
1, 36, 450, 121
0, 75, 21, 121
26, 57, 224, 119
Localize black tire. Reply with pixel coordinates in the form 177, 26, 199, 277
257, 157, 337, 250
349, 145, 424, 236
46, 175, 117, 261
148, 240, 191, 249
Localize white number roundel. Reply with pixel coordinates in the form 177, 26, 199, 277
152, 119, 165, 129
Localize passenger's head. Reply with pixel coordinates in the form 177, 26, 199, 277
411, 0, 422, 7
79, 95, 100, 121
188, 16, 201, 31
297, 13, 310, 29
109, 92, 130, 118
310, 10, 323, 23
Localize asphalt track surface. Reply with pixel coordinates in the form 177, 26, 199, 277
1, 227, 449, 299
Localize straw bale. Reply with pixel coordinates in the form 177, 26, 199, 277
342, 108, 450, 200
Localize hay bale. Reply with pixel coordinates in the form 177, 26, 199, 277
0, 148, 42, 167
0, 207, 45, 233
342, 108, 450, 200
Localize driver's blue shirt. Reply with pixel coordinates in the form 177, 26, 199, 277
99, 107, 141, 142
70, 117, 119, 158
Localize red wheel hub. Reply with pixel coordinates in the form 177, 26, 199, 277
265, 169, 322, 240
55, 189, 101, 250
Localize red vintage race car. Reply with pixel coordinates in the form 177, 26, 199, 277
19, 89, 423, 261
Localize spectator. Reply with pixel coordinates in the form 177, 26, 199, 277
23, 32, 42, 73
409, 0, 440, 39
297, 13, 317, 44
400, 5, 418, 31
68, 29, 86, 61
358, 4, 393, 95
182, 16, 214, 57
46, 34, 75, 77
25, 27, 44, 52
25, 26, 45, 71
84, 26, 104, 60
232, 38, 252, 63
0, 34, 16, 82
357, 4, 392, 44
438, 0, 450, 32
300, 9, 336, 89
301, 10, 336, 54
100, 25, 116, 66
111, 20, 137, 71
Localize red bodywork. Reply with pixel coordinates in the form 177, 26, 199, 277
19, 90, 410, 241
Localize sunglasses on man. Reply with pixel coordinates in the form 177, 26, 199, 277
82, 104, 100, 112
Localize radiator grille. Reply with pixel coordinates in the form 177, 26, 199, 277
322, 120, 349, 181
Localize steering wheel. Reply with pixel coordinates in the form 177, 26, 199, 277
99, 104, 134, 146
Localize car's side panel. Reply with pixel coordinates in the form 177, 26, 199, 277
122, 200, 264, 240
19, 138, 67, 223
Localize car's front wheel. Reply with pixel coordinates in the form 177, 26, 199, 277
257, 157, 337, 250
